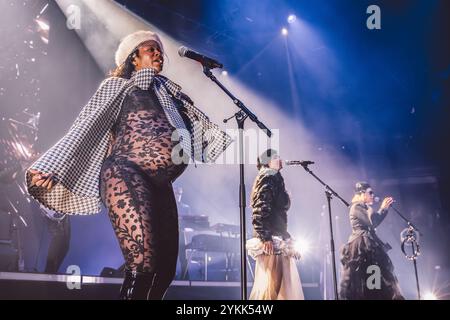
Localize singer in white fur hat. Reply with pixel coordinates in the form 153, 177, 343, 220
113, 30, 165, 77
26, 30, 232, 300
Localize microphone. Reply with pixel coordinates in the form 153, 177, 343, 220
284, 160, 315, 166
374, 197, 397, 204
178, 46, 223, 69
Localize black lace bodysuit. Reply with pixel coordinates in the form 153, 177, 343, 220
99, 87, 187, 296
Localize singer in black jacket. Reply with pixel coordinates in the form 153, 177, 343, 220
339, 182, 404, 300
251, 162, 290, 242
248, 149, 303, 300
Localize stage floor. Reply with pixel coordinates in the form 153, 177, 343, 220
0, 271, 321, 300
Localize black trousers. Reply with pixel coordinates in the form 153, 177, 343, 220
45, 215, 70, 273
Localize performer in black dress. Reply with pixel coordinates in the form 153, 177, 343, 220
339, 181, 404, 300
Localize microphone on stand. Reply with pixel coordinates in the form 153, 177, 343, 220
284, 160, 315, 166
178, 46, 223, 69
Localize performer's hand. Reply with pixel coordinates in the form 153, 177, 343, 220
263, 241, 274, 255
29, 169, 55, 190
380, 196, 394, 211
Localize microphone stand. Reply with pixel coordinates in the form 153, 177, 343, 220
201, 64, 272, 300
299, 163, 349, 300
395, 205, 422, 300
391, 205, 422, 236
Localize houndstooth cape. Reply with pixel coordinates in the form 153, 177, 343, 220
25, 68, 233, 215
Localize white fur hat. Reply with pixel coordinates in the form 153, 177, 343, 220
115, 30, 164, 67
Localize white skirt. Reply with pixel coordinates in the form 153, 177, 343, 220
248, 240, 304, 300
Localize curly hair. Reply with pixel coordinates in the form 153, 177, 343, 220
109, 48, 138, 79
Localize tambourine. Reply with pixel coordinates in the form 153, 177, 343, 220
400, 226, 420, 260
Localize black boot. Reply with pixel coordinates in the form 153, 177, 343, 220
119, 270, 156, 300
146, 273, 168, 300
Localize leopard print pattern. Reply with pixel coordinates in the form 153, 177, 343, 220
99, 88, 186, 279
